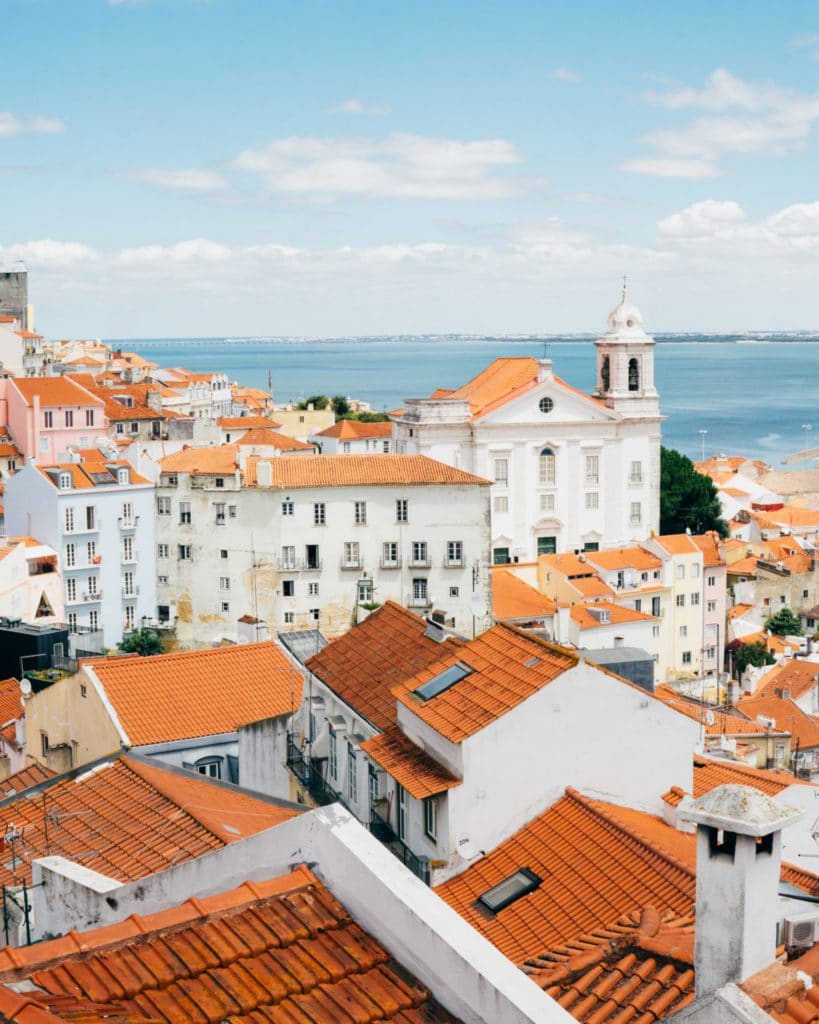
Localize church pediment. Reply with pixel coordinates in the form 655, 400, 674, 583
476, 377, 620, 427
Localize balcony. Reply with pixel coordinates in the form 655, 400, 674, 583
122, 586, 139, 598
380, 558, 401, 570
285, 736, 348, 809
276, 557, 322, 572
444, 558, 465, 569
340, 557, 362, 571
408, 557, 431, 569
66, 590, 102, 605
118, 516, 138, 531
407, 594, 432, 609
629, 475, 643, 486
63, 521, 101, 535
370, 808, 430, 885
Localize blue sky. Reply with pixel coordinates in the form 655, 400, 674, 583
4, 0, 819, 336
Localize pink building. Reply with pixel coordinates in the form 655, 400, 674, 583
7, 377, 107, 464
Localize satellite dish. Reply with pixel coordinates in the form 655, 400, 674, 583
705, 709, 715, 726
19, 679, 32, 698
470, 593, 488, 618
456, 832, 478, 860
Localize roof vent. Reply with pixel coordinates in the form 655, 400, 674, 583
423, 619, 447, 643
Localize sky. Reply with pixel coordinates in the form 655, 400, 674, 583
4, 0, 819, 337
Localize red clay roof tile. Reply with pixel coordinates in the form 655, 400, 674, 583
360, 726, 461, 799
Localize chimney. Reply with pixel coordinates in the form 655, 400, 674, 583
614, 635, 624, 648
256, 460, 272, 487
679, 784, 803, 997
537, 358, 553, 382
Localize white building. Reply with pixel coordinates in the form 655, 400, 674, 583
309, 419, 393, 454
5, 458, 157, 649
0, 536, 65, 626
155, 450, 491, 645
392, 290, 662, 562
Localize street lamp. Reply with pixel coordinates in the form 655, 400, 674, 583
698, 429, 708, 462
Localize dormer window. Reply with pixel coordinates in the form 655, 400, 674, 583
117, 468, 129, 485
59, 472, 72, 489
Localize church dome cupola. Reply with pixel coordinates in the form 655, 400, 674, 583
606, 283, 646, 339
593, 281, 660, 420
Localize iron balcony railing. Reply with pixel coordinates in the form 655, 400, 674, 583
370, 808, 430, 885
285, 735, 344, 808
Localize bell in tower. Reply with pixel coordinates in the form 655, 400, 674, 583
593, 283, 660, 420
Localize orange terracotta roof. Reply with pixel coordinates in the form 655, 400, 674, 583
540, 552, 598, 577
244, 453, 490, 488
728, 602, 755, 619
36, 460, 151, 489
0, 678, 21, 727
570, 600, 655, 630
523, 907, 696, 1023
691, 531, 725, 565
88, 641, 297, 745
235, 427, 316, 450
737, 693, 819, 749
434, 357, 540, 417
11, 376, 102, 408
753, 660, 819, 702
0, 442, 20, 457
0, 762, 55, 796
314, 419, 393, 439
361, 725, 462, 799
305, 601, 461, 731
218, 415, 282, 429
159, 443, 240, 475
14, 329, 43, 340
571, 575, 615, 598
394, 624, 577, 744
0, 755, 296, 888
654, 686, 782, 736
491, 569, 557, 620
652, 534, 699, 556
0, 866, 463, 1024
765, 504, 819, 529
587, 547, 663, 572
692, 753, 802, 798
727, 555, 759, 577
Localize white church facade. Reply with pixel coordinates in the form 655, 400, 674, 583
391, 290, 663, 562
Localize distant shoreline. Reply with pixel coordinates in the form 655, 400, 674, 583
106, 334, 819, 346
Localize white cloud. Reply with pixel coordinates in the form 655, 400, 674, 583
0, 240, 99, 267
624, 69, 819, 176
618, 157, 721, 178
658, 200, 746, 240
0, 113, 65, 138
328, 98, 392, 116
657, 199, 819, 252
115, 238, 232, 266
231, 132, 524, 200
551, 68, 582, 83
124, 168, 230, 191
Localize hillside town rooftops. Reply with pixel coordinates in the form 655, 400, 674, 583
235, 427, 316, 450
0, 762, 55, 797
244, 453, 490, 488
218, 414, 282, 429
10, 376, 102, 408
394, 623, 577, 744
305, 600, 461, 731
736, 693, 819, 750
753, 659, 819, 702
587, 546, 663, 572
0, 865, 464, 1024
314, 419, 393, 439
85, 640, 297, 746
491, 569, 557, 620
654, 685, 786, 737
159, 443, 240, 476
570, 601, 655, 630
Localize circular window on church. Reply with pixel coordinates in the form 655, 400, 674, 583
538, 397, 554, 414
626, 319, 634, 328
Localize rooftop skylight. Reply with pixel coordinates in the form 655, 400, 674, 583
478, 868, 542, 913
414, 662, 474, 701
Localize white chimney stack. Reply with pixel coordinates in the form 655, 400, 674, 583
680, 784, 803, 997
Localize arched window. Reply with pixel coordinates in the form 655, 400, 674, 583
628, 357, 640, 392
601, 356, 610, 392
538, 447, 555, 486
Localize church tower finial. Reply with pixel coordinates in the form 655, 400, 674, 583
622, 274, 627, 301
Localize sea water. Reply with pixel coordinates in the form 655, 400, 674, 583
116, 335, 819, 466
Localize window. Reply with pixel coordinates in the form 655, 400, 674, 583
680, 625, 688, 638
284, 611, 295, 624
804, 589, 810, 599
382, 541, 398, 567
358, 579, 374, 603
59, 472, 71, 489
411, 541, 428, 565
494, 458, 509, 485
704, 574, 716, 588
305, 545, 320, 569
493, 547, 510, 565
308, 581, 319, 596
676, 564, 685, 580
44, 410, 53, 429
158, 543, 169, 558
41, 733, 49, 757
179, 502, 191, 524
634, 599, 642, 612
600, 355, 610, 391
585, 455, 599, 484
707, 623, 717, 636
478, 869, 542, 914
215, 502, 226, 525
68, 612, 77, 632
629, 502, 641, 526
122, 571, 135, 596
584, 541, 599, 551
780, 594, 786, 605
396, 499, 409, 522
629, 460, 642, 485
85, 506, 96, 530
158, 575, 169, 585
397, 784, 407, 840
157, 497, 171, 516
66, 577, 77, 602
412, 578, 428, 604
494, 495, 509, 513
691, 592, 700, 606
89, 609, 99, 631
64, 506, 75, 532
424, 798, 438, 842
343, 541, 360, 568
450, 586, 459, 597
65, 543, 75, 568
676, 594, 685, 607
369, 764, 379, 805
281, 546, 296, 569
281, 500, 294, 516
117, 468, 129, 485
122, 537, 134, 562
628, 357, 639, 392
166, 474, 178, 487
354, 501, 367, 525
215, 477, 224, 488
130, 421, 139, 434
585, 492, 598, 510
195, 758, 222, 779
447, 541, 463, 566
538, 396, 554, 414
85, 409, 94, 427
382, 440, 390, 453
691, 563, 700, 577
540, 493, 555, 513
124, 604, 135, 630
115, 423, 125, 436
329, 732, 338, 778
283, 580, 295, 597
310, 607, 320, 621
342, 441, 351, 453
65, 410, 74, 428
538, 448, 556, 485
652, 624, 660, 637
220, 549, 228, 559
219, 577, 230, 591
178, 544, 192, 560
707, 600, 717, 612
682, 651, 692, 665
537, 536, 557, 556
121, 502, 133, 524
228, 505, 237, 519
314, 502, 326, 525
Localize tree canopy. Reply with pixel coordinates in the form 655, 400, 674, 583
660, 446, 728, 537
764, 608, 803, 637
293, 394, 388, 422
732, 640, 775, 675
119, 627, 163, 656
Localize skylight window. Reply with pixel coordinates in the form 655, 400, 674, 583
478, 868, 542, 913
415, 662, 474, 701
524, 656, 541, 668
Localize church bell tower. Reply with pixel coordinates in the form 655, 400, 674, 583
593, 285, 660, 419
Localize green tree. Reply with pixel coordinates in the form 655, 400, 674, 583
296, 395, 329, 410
764, 607, 803, 637
660, 446, 728, 537
118, 627, 163, 656
733, 640, 775, 675
331, 395, 351, 417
